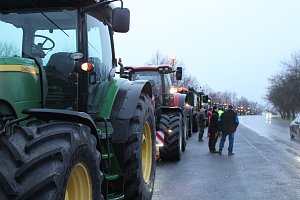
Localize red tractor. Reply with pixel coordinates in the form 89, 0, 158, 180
122, 65, 189, 161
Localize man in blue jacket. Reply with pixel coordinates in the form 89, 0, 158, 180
218, 105, 239, 155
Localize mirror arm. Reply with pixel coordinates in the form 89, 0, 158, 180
82, 0, 124, 12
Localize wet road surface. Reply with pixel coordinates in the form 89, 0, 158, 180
152, 115, 300, 200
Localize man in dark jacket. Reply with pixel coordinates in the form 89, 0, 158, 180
197, 108, 206, 141
218, 105, 239, 155
208, 106, 219, 153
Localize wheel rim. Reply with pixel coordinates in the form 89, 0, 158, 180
142, 121, 152, 183
65, 163, 92, 200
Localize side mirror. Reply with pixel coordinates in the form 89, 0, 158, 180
112, 8, 130, 33
176, 67, 182, 80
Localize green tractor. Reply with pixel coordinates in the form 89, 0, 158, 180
0, 1, 156, 200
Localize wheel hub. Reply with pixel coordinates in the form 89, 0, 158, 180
65, 163, 92, 200
142, 121, 152, 183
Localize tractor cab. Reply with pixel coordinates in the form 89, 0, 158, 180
124, 65, 182, 107
0, 0, 129, 112
0, 2, 158, 200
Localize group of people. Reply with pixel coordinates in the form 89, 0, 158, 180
197, 105, 239, 155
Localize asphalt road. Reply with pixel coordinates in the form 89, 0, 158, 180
152, 115, 300, 200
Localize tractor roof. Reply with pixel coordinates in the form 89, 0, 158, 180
124, 64, 174, 73
0, 0, 108, 11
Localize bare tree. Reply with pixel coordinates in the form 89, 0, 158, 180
266, 51, 300, 119
0, 41, 19, 56
146, 50, 169, 65
147, 50, 200, 88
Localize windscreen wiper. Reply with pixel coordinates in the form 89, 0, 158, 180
26, 0, 69, 37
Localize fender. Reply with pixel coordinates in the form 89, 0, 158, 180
0, 100, 17, 130
155, 106, 182, 116
0, 100, 17, 117
22, 108, 100, 149
110, 80, 152, 143
175, 93, 187, 110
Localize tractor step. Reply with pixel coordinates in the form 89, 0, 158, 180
107, 193, 124, 200
105, 173, 120, 181
102, 153, 115, 159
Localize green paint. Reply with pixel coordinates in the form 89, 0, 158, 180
88, 77, 127, 119
0, 57, 41, 118
0, 57, 37, 65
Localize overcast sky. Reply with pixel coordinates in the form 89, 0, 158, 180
114, 0, 300, 104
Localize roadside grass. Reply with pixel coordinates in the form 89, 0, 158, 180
272, 115, 293, 124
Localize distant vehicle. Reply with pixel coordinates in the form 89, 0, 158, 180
290, 114, 300, 139
265, 112, 273, 119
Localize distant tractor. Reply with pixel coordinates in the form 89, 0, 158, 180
122, 65, 189, 161
0, 1, 156, 200
176, 87, 208, 134
176, 87, 197, 135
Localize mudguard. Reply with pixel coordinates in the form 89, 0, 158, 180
22, 108, 100, 148
110, 80, 152, 143
175, 93, 187, 110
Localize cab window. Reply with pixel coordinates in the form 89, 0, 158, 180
86, 14, 113, 83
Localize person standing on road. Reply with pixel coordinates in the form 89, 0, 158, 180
217, 106, 224, 137
197, 108, 207, 141
218, 106, 224, 117
208, 106, 219, 153
206, 107, 213, 137
218, 104, 239, 155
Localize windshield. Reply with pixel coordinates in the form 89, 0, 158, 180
131, 71, 162, 85
0, 9, 77, 67
131, 70, 162, 98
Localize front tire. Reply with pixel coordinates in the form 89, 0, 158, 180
159, 113, 182, 161
124, 93, 156, 200
290, 129, 295, 139
0, 122, 102, 200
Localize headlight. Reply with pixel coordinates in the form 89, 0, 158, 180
170, 87, 177, 94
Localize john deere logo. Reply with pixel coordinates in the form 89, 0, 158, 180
0, 65, 39, 76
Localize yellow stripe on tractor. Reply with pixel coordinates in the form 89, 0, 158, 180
0, 65, 39, 76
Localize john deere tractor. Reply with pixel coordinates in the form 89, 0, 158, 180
0, 1, 156, 200
122, 65, 188, 161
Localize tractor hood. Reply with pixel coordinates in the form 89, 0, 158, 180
0, 56, 42, 117
0, 56, 37, 66
0, 57, 39, 76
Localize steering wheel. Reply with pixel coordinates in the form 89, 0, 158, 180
28, 35, 55, 51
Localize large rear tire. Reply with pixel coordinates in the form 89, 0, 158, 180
290, 129, 295, 139
159, 113, 182, 161
124, 93, 156, 200
0, 122, 102, 200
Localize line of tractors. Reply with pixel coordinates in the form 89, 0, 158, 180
0, 1, 208, 199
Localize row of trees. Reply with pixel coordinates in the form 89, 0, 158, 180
147, 50, 201, 89
147, 51, 263, 114
204, 87, 263, 114
266, 52, 300, 119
